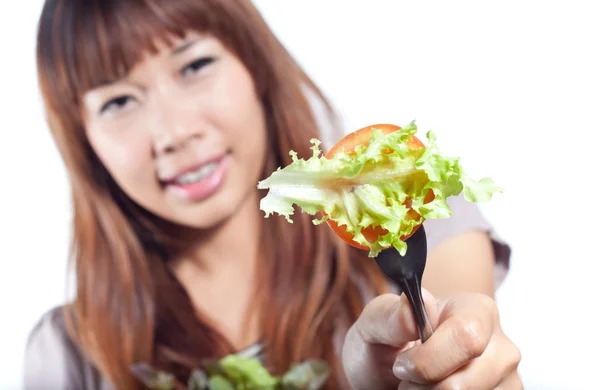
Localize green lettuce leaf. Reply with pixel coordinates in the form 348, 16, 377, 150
218, 355, 278, 389
257, 121, 502, 257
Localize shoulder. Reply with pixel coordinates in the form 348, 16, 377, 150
26, 305, 69, 345
423, 194, 512, 286
23, 306, 108, 390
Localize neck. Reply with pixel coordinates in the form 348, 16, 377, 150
175, 190, 264, 275
169, 190, 266, 349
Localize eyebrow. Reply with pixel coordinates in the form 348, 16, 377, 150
87, 38, 202, 90
171, 38, 201, 56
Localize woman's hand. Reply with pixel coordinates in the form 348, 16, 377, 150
342, 290, 522, 389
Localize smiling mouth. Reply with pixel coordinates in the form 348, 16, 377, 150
159, 153, 230, 202
160, 153, 227, 186
170, 162, 220, 185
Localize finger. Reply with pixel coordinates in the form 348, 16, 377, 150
414, 331, 521, 389
494, 370, 524, 390
395, 370, 521, 390
393, 292, 498, 384
344, 291, 437, 390
433, 331, 521, 389
396, 380, 430, 390
355, 290, 439, 348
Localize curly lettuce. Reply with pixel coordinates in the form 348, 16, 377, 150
257, 121, 502, 257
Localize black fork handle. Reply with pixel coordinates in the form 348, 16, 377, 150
397, 273, 434, 344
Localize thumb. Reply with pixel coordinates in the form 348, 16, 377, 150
355, 289, 439, 347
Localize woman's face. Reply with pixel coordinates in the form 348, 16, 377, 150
82, 32, 268, 229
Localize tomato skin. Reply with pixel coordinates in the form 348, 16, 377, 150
323, 124, 432, 250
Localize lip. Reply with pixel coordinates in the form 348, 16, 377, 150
163, 154, 229, 202
160, 154, 226, 184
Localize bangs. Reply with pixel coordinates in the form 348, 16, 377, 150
37, 0, 240, 105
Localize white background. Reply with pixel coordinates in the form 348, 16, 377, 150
1, 1, 598, 389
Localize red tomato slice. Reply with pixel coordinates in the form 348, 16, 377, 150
323, 124, 433, 250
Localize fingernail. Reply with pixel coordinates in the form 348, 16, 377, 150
392, 355, 412, 381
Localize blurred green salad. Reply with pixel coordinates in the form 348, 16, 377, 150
131, 355, 330, 390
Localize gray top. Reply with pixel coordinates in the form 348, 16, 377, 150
23, 195, 511, 390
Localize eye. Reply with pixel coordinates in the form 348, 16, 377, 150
100, 95, 135, 115
181, 57, 215, 77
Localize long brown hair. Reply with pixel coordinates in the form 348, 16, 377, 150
36, 0, 389, 388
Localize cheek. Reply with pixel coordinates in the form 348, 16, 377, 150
230, 96, 268, 180
216, 69, 268, 169
88, 132, 155, 195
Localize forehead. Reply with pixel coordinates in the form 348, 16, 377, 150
87, 32, 194, 87
95, 33, 227, 90
50, 3, 223, 96
132, 32, 209, 66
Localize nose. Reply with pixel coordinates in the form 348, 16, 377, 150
151, 96, 204, 155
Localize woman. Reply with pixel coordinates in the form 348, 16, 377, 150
24, 0, 521, 389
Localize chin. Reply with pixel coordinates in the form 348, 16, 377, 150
177, 202, 238, 230
162, 188, 249, 231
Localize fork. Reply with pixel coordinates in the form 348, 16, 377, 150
373, 225, 435, 343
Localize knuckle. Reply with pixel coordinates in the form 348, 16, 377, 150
481, 293, 499, 317
497, 332, 522, 373
472, 292, 499, 322
450, 316, 488, 358
507, 341, 523, 370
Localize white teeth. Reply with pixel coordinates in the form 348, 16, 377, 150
173, 162, 218, 185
